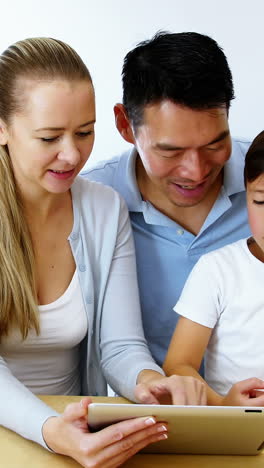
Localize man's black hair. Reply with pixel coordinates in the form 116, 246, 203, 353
122, 31, 234, 128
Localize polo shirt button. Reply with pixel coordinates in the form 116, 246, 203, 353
79, 264, 86, 272
177, 229, 184, 235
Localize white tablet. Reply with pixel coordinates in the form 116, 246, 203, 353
88, 403, 264, 455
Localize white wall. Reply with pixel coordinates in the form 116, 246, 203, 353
1, 0, 263, 166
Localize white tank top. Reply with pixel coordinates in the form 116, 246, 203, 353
0, 270, 88, 395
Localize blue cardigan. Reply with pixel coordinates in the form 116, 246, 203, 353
0, 177, 163, 448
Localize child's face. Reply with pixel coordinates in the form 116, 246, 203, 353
247, 174, 264, 255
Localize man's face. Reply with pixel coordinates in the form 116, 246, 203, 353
132, 101, 231, 208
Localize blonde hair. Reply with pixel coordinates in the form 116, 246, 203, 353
0, 37, 92, 339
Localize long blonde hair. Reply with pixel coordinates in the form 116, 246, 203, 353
0, 37, 92, 339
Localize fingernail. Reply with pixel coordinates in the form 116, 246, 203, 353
145, 417, 156, 426
158, 433, 168, 440
157, 425, 167, 432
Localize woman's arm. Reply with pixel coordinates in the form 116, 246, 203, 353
0, 356, 59, 447
0, 356, 168, 467
99, 197, 205, 405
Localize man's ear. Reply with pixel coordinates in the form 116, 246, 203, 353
0, 120, 8, 145
114, 104, 135, 144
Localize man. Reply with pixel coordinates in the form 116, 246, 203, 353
82, 31, 251, 366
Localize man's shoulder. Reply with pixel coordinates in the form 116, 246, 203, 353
81, 149, 131, 187
231, 136, 251, 158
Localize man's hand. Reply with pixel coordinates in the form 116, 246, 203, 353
135, 371, 207, 405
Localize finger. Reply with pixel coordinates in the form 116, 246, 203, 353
154, 375, 195, 405
105, 432, 168, 467
169, 377, 205, 405
134, 383, 160, 404
83, 416, 158, 452
89, 423, 168, 468
62, 397, 92, 423
238, 377, 264, 393
183, 380, 198, 406
199, 382, 207, 406
242, 393, 264, 407
139, 377, 184, 404
250, 390, 264, 398
163, 376, 187, 405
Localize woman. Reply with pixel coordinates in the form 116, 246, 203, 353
0, 37, 205, 467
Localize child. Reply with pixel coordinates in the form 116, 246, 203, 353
164, 130, 264, 406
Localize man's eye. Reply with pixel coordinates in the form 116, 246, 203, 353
253, 200, 264, 205
41, 137, 58, 142
206, 145, 220, 152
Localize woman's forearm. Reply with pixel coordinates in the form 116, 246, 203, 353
0, 357, 58, 448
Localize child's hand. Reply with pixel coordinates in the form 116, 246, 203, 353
221, 377, 264, 406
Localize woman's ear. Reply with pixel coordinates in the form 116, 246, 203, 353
114, 104, 135, 144
0, 120, 8, 145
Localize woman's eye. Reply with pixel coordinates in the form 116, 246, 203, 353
41, 137, 58, 142
77, 131, 93, 138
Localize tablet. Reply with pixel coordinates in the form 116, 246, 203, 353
88, 403, 264, 455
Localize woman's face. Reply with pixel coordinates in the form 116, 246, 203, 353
0, 79, 95, 196
247, 173, 264, 258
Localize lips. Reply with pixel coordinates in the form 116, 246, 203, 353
49, 169, 72, 173
169, 179, 208, 199
48, 168, 75, 180
177, 183, 202, 190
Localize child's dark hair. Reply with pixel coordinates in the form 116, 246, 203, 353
244, 131, 264, 186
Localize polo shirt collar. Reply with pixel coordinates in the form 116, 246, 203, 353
223, 140, 246, 196
117, 147, 144, 212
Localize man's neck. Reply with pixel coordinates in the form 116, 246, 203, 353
136, 159, 223, 236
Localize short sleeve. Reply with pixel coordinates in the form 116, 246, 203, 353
173, 255, 221, 329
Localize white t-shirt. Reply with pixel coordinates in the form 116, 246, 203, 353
0, 270, 87, 395
174, 238, 264, 396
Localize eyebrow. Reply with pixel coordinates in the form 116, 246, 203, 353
34, 119, 96, 132
154, 130, 230, 151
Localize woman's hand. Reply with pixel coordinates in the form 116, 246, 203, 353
135, 371, 207, 405
42, 397, 168, 467
221, 378, 264, 406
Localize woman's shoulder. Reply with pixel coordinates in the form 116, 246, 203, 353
71, 177, 128, 226
73, 176, 125, 206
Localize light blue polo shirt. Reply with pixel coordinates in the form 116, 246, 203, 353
82, 137, 251, 366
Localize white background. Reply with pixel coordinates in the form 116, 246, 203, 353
1, 0, 263, 166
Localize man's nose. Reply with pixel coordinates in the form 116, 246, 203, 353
178, 150, 209, 182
